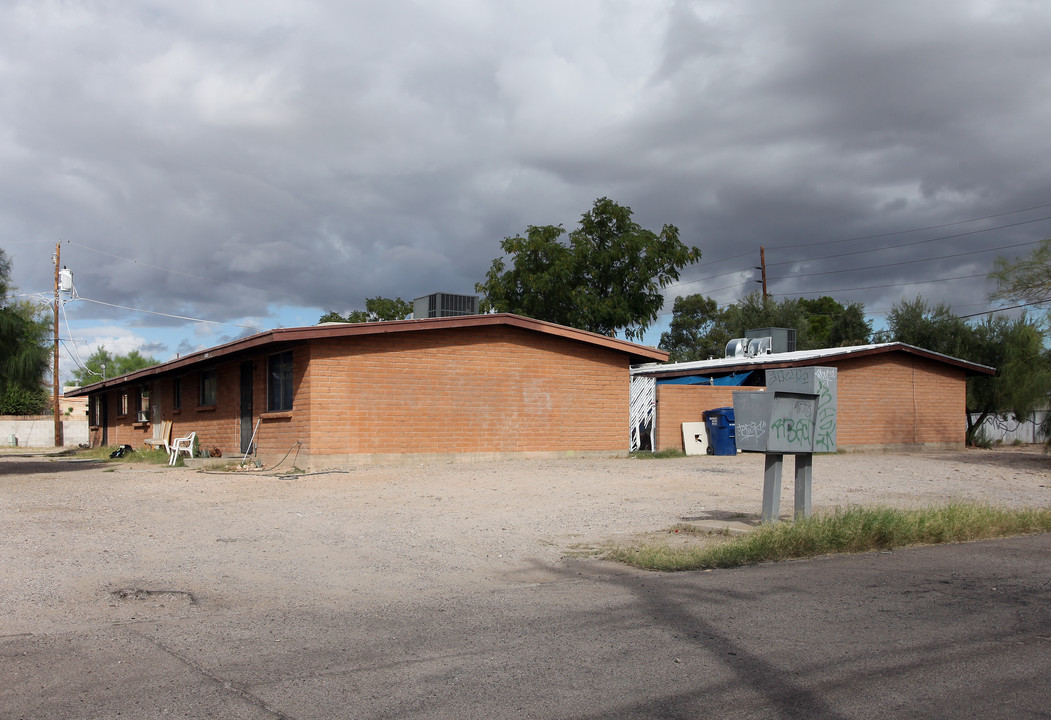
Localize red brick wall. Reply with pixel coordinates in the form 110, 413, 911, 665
652, 353, 968, 452
834, 355, 966, 449
305, 326, 628, 458
91, 326, 632, 465
655, 385, 762, 451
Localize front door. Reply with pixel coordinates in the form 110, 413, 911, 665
240, 361, 253, 454
99, 395, 108, 447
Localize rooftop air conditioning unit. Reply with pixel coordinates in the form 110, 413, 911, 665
745, 327, 796, 353
413, 292, 480, 319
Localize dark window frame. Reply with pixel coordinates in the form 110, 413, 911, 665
199, 369, 218, 407
267, 351, 294, 412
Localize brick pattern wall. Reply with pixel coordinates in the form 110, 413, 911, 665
835, 355, 965, 448
652, 353, 968, 452
306, 326, 628, 456
654, 385, 761, 451
92, 326, 632, 464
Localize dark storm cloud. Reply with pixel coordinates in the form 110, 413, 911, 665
2, 0, 1050, 358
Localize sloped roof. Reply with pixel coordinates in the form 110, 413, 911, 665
68, 314, 669, 395
631, 342, 995, 378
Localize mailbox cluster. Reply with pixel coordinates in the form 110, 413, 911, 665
733, 367, 838, 522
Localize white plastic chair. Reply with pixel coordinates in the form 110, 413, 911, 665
168, 431, 196, 466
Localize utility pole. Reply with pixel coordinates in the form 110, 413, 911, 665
53, 242, 63, 447
759, 246, 769, 302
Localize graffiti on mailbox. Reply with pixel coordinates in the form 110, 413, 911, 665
814, 368, 837, 452
771, 416, 811, 448
738, 419, 768, 442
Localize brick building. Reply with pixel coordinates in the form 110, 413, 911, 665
631, 343, 995, 452
69, 314, 667, 467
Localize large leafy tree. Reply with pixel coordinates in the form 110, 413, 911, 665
0, 249, 51, 414
319, 296, 413, 324
658, 295, 732, 362
877, 296, 973, 358
659, 293, 873, 361
990, 237, 1051, 305
70, 348, 158, 386
476, 198, 701, 341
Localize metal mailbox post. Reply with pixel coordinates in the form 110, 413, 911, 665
733, 367, 838, 523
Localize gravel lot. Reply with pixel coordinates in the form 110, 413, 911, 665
2, 447, 1048, 637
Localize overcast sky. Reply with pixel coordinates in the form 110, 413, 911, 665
2, 0, 1050, 381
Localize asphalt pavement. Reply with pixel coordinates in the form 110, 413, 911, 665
3, 534, 1049, 719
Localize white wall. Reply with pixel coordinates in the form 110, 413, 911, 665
0, 416, 90, 448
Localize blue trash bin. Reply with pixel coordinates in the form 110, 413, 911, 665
703, 407, 736, 456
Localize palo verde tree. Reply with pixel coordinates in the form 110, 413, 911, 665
988, 241, 1051, 447
990, 237, 1051, 306
880, 295, 1051, 445
70, 347, 159, 387
476, 198, 701, 341
319, 296, 413, 324
964, 313, 1051, 444
0, 249, 51, 414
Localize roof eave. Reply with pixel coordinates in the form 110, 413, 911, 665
67, 314, 667, 395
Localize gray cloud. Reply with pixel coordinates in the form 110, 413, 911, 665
3, 0, 1050, 355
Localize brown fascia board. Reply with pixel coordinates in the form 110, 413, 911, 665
66, 314, 668, 396
638, 343, 995, 380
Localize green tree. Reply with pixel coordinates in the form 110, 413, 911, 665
71, 348, 158, 386
0, 249, 51, 414
990, 238, 1051, 305
658, 295, 732, 362
877, 296, 973, 358
476, 198, 701, 340
879, 296, 1051, 446
318, 296, 412, 324
660, 293, 873, 361
964, 313, 1051, 444
827, 302, 872, 347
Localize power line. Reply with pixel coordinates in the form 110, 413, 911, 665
77, 296, 258, 329
771, 239, 1043, 282
762, 200, 1051, 251
765, 215, 1051, 268
770, 271, 989, 298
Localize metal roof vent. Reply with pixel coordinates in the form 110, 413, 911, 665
726, 336, 773, 358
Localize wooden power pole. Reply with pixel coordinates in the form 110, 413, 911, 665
53, 242, 62, 447
759, 246, 769, 302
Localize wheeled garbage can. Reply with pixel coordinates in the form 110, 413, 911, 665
702, 407, 736, 455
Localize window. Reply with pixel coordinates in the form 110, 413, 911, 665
91, 396, 103, 426
136, 386, 151, 423
200, 369, 217, 406
172, 378, 182, 410
119, 392, 128, 416
267, 351, 293, 411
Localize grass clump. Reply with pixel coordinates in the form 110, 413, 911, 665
74, 445, 174, 465
630, 448, 687, 460
604, 504, 1051, 572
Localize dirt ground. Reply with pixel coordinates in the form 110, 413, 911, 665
1, 446, 1048, 637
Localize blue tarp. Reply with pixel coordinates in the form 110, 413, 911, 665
656, 372, 751, 386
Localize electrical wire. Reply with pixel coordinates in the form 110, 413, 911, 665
764, 215, 1051, 268
76, 296, 258, 329
770, 239, 1044, 281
